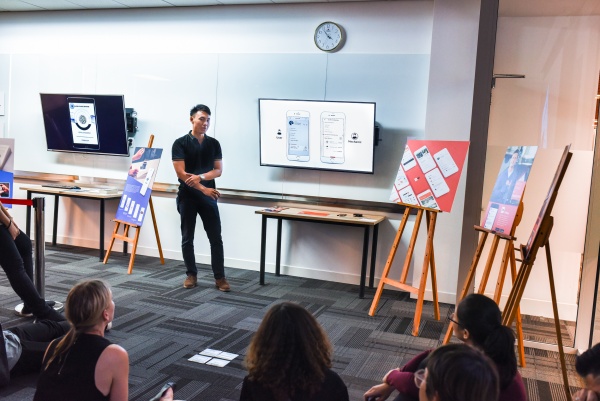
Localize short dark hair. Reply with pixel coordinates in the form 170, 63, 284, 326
426, 344, 499, 401
190, 104, 211, 117
576, 343, 600, 378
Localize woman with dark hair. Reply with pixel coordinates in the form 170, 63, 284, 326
417, 343, 499, 401
240, 302, 349, 401
363, 293, 526, 401
33, 279, 129, 401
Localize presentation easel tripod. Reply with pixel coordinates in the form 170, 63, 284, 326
369, 204, 440, 336
103, 135, 165, 274
442, 202, 526, 367
502, 146, 573, 401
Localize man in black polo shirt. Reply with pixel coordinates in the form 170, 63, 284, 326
172, 104, 229, 292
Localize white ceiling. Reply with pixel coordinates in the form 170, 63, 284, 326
0, 0, 599, 15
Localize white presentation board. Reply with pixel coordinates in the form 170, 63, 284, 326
259, 99, 376, 174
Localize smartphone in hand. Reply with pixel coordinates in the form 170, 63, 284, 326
149, 382, 176, 401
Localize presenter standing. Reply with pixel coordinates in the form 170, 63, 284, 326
172, 104, 230, 292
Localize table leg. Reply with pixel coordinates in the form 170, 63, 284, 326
260, 215, 267, 285
26, 191, 32, 237
275, 219, 282, 276
99, 199, 105, 261
359, 226, 370, 298
369, 224, 379, 288
52, 195, 59, 246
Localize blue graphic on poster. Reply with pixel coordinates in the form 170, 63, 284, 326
0, 138, 15, 207
115, 147, 163, 226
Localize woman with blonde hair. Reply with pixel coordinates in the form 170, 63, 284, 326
240, 302, 349, 401
33, 279, 129, 401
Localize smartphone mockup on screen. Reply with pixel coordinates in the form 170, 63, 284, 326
483, 203, 500, 229
286, 111, 310, 162
320, 112, 345, 164
68, 97, 99, 150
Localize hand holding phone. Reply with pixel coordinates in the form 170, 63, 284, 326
149, 382, 176, 401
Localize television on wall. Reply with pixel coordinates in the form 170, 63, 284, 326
40, 93, 130, 156
259, 99, 376, 174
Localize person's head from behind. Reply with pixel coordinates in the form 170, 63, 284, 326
245, 302, 332, 398
452, 293, 517, 389
576, 342, 600, 396
65, 279, 114, 331
44, 279, 114, 369
419, 344, 499, 401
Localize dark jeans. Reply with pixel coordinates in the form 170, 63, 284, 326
9, 320, 70, 375
176, 193, 225, 279
0, 227, 49, 317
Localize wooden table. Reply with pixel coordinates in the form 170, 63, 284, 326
255, 207, 386, 298
21, 185, 122, 261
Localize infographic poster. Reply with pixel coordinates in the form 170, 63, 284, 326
115, 147, 162, 226
0, 138, 15, 207
481, 146, 537, 234
389, 140, 470, 213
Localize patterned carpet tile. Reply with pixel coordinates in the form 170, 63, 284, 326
0, 244, 585, 401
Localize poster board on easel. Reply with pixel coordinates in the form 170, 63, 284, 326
0, 138, 15, 205
104, 135, 165, 274
370, 140, 469, 336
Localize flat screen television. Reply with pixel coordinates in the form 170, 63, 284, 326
40, 93, 130, 156
259, 99, 376, 174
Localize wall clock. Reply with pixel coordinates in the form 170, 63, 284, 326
314, 21, 345, 52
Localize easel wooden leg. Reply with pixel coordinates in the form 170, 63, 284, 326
443, 230, 488, 344
128, 228, 141, 275
412, 211, 437, 336
103, 221, 121, 264
369, 208, 411, 316
148, 198, 164, 264
510, 247, 526, 368
400, 209, 424, 283
478, 235, 500, 293
545, 242, 572, 401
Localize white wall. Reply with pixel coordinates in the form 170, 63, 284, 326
1, 2, 447, 300
478, 16, 600, 321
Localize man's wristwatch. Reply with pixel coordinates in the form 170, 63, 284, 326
200, 174, 206, 181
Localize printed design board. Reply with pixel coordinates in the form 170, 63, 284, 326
0, 139, 15, 205
115, 147, 163, 226
389, 140, 469, 213
481, 146, 538, 234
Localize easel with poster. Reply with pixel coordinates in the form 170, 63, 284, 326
442, 145, 538, 368
103, 135, 165, 274
502, 145, 573, 401
369, 140, 469, 336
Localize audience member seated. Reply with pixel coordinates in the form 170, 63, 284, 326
364, 293, 526, 401
33, 279, 129, 401
0, 201, 65, 321
0, 320, 70, 387
240, 301, 349, 401
574, 342, 600, 401
417, 343, 499, 401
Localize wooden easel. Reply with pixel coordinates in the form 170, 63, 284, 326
442, 202, 526, 367
369, 204, 440, 336
103, 135, 165, 274
502, 146, 572, 401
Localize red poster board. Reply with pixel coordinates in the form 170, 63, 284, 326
389, 140, 470, 213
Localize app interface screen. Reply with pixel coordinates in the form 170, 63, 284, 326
287, 115, 309, 156
322, 115, 344, 159
69, 100, 98, 145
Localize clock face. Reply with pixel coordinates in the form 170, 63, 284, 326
314, 22, 344, 52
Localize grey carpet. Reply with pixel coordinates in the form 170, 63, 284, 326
0, 244, 585, 400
